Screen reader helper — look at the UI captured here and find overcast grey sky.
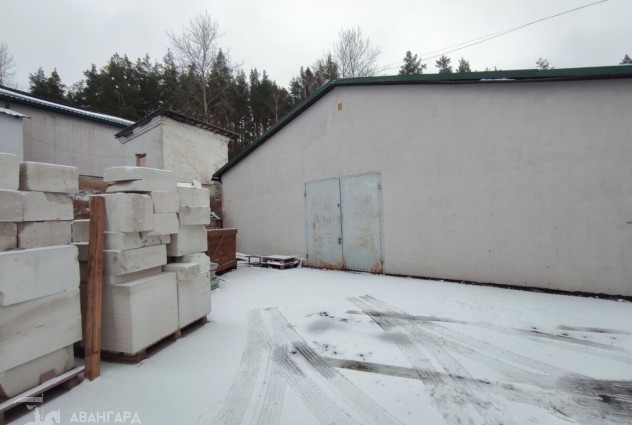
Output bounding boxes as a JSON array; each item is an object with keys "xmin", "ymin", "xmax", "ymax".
[{"xmin": 1, "ymin": 0, "xmax": 630, "ymax": 91}]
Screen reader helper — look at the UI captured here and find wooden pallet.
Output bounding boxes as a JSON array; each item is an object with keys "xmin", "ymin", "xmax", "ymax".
[
  {"xmin": 98, "ymin": 316, "xmax": 209, "ymax": 364},
  {"xmin": 0, "ymin": 365, "xmax": 84, "ymax": 425}
]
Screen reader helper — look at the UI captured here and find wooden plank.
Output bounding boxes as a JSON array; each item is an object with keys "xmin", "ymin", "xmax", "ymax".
[
  {"xmin": 84, "ymin": 196, "xmax": 104, "ymax": 381},
  {"xmin": 0, "ymin": 365, "xmax": 84, "ymax": 414}
]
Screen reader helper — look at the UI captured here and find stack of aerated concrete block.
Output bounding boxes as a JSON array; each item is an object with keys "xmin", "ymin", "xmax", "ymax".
[
  {"xmin": 0, "ymin": 154, "xmax": 81, "ymax": 399},
  {"xmin": 167, "ymin": 185, "xmax": 212, "ymax": 328},
  {"xmin": 75, "ymin": 167, "xmax": 213, "ymax": 356}
]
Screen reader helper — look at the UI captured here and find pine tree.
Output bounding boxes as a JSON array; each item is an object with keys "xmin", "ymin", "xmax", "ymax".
[
  {"xmin": 29, "ymin": 67, "xmax": 66, "ymax": 102},
  {"xmin": 456, "ymin": 57, "xmax": 471, "ymax": 73},
  {"xmin": 620, "ymin": 54, "xmax": 632, "ymax": 65},
  {"xmin": 314, "ymin": 53, "xmax": 340, "ymax": 83},
  {"xmin": 159, "ymin": 51, "xmax": 183, "ymax": 110},
  {"xmin": 207, "ymin": 49, "xmax": 235, "ymax": 128},
  {"xmin": 134, "ymin": 55, "xmax": 162, "ymax": 116},
  {"xmin": 399, "ymin": 51, "xmax": 426, "ymax": 75},
  {"xmin": 228, "ymin": 69, "xmax": 251, "ymax": 156},
  {"xmin": 29, "ymin": 68, "xmax": 47, "ymax": 94},
  {"xmin": 536, "ymin": 58, "xmax": 552, "ymax": 70},
  {"xmin": 435, "ymin": 55, "xmax": 452, "ymax": 74}
]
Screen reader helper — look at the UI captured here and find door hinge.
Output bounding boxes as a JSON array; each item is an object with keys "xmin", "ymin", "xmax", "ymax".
[{"xmin": 377, "ymin": 183, "xmax": 382, "ymax": 190}]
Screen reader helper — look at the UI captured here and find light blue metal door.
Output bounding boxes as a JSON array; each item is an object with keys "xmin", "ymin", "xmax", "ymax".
[
  {"xmin": 305, "ymin": 178, "xmax": 344, "ymax": 269},
  {"xmin": 340, "ymin": 173, "xmax": 383, "ymax": 273},
  {"xmin": 305, "ymin": 173, "xmax": 383, "ymax": 273}
]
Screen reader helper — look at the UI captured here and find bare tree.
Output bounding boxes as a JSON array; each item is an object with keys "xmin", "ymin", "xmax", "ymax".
[
  {"xmin": 167, "ymin": 11, "xmax": 221, "ymax": 120},
  {"xmin": 0, "ymin": 44, "xmax": 16, "ymax": 86},
  {"xmin": 332, "ymin": 27, "xmax": 381, "ymax": 78}
]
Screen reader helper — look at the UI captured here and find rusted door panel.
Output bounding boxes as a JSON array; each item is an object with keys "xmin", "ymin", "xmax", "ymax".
[
  {"xmin": 340, "ymin": 173, "xmax": 383, "ymax": 273},
  {"xmin": 305, "ymin": 178, "xmax": 344, "ymax": 269}
]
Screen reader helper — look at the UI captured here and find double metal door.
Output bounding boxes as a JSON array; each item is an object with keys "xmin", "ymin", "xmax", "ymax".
[{"xmin": 305, "ymin": 173, "xmax": 383, "ymax": 273}]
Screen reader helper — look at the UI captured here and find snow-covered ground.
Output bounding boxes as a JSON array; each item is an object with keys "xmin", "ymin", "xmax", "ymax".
[{"xmin": 8, "ymin": 265, "xmax": 632, "ymax": 424}]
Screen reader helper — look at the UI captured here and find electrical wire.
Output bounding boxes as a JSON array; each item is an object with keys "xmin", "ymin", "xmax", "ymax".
[{"xmin": 382, "ymin": 0, "xmax": 610, "ymax": 72}]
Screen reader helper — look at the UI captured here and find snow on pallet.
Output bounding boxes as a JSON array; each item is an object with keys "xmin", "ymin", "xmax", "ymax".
[
  {"xmin": 260, "ymin": 255, "xmax": 301, "ymax": 270},
  {"xmin": 0, "ymin": 365, "xmax": 84, "ymax": 425}
]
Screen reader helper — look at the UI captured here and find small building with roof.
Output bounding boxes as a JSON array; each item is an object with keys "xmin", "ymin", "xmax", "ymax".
[
  {"xmin": 213, "ymin": 65, "xmax": 632, "ymax": 296},
  {"xmin": 115, "ymin": 108, "xmax": 238, "ymax": 186},
  {"xmin": 0, "ymin": 85, "xmax": 133, "ymax": 177}
]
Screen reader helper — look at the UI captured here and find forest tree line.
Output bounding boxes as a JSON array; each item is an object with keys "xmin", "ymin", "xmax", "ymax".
[{"xmin": 2, "ymin": 13, "xmax": 631, "ymax": 159}]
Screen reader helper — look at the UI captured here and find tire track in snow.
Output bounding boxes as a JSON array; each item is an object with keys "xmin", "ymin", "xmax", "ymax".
[
  {"xmin": 272, "ymin": 345, "xmax": 361, "ymax": 425},
  {"xmin": 358, "ymin": 295, "xmax": 632, "ymax": 424},
  {"xmin": 251, "ymin": 353, "xmax": 286, "ymax": 425},
  {"xmin": 345, "ymin": 309, "xmax": 631, "ymax": 358},
  {"xmin": 263, "ymin": 307, "xmax": 405, "ymax": 425},
  {"xmin": 348, "ymin": 296, "xmax": 507, "ymax": 425},
  {"xmin": 211, "ymin": 310, "xmax": 270, "ymax": 425}
]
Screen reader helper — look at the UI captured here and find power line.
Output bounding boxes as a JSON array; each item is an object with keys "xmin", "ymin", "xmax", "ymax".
[{"xmin": 383, "ymin": 0, "xmax": 610, "ymax": 72}]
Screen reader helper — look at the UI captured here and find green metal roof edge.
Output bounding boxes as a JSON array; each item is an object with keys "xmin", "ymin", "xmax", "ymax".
[
  {"xmin": 0, "ymin": 86, "xmax": 133, "ymax": 128},
  {"xmin": 212, "ymin": 65, "xmax": 632, "ymax": 181}
]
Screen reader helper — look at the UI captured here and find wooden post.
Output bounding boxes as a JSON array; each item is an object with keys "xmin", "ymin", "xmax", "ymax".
[{"xmin": 84, "ymin": 195, "xmax": 105, "ymax": 380}]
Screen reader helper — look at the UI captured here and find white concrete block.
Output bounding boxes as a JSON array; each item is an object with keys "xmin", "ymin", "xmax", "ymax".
[
  {"xmin": 103, "ymin": 266, "xmax": 163, "ymax": 285},
  {"xmin": 166, "ymin": 224, "xmax": 208, "ymax": 257},
  {"xmin": 22, "ymin": 191, "xmax": 73, "ymax": 221},
  {"xmin": 0, "ymin": 245, "xmax": 79, "ymax": 306},
  {"xmin": 103, "ymin": 244, "xmax": 167, "ymax": 276},
  {"xmin": 176, "ymin": 253, "xmax": 211, "ymax": 273},
  {"xmin": 0, "ymin": 289, "xmax": 81, "ymax": 371},
  {"xmin": 72, "ymin": 219, "xmax": 90, "ymax": 242},
  {"xmin": 141, "ymin": 234, "xmax": 171, "ymax": 247},
  {"xmin": 104, "ymin": 166, "xmax": 177, "ymax": 193},
  {"xmin": 141, "ymin": 213, "xmax": 179, "ymax": 236},
  {"xmin": 163, "ymin": 262, "xmax": 200, "ymax": 281},
  {"xmin": 0, "ymin": 153, "xmax": 19, "ymax": 190},
  {"xmin": 103, "ymin": 193, "xmax": 153, "ymax": 232},
  {"xmin": 177, "ymin": 272, "xmax": 211, "ymax": 328},
  {"xmin": 18, "ymin": 221, "xmax": 72, "ymax": 248},
  {"xmin": 150, "ymin": 191, "xmax": 180, "ymax": 213},
  {"xmin": 177, "ymin": 186, "xmax": 209, "ymax": 207},
  {"xmin": 19, "ymin": 162, "xmax": 78, "ymax": 193},
  {"xmin": 0, "ymin": 345, "xmax": 74, "ymax": 398},
  {"xmin": 0, "ymin": 222, "xmax": 17, "ymax": 251},
  {"xmin": 101, "ymin": 272, "xmax": 178, "ymax": 354},
  {"xmin": 0, "ymin": 190, "xmax": 23, "ymax": 222},
  {"xmin": 178, "ymin": 206, "xmax": 211, "ymax": 226},
  {"xmin": 104, "ymin": 231, "xmax": 143, "ymax": 250}
]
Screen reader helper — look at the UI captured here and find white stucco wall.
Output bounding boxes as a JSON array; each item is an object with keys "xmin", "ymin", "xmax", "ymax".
[
  {"xmin": 0, "ymin": 114, "xmax": 24, "ymax": 160},
  {"xmin": 9, "ymin": 104, "xmax": 127, "ymax": 177},
  {"xmin": 120, "ymin": 120, "xmax": 165, "ymax": 169},
  {"xmin": 221, "ymin": 79, "xmax": 632, "ymax": 296},
  {"xmin": 162, "ymin": 117, "xmax": 229, "ymax": 184}
]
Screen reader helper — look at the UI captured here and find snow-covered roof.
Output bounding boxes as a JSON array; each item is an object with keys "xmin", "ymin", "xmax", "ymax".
[
  {"xmin": 115, "ymin": 108, "xmax": 239, "ymax": 141},
  {"xmin": 0, "ymin": 106, "xmax": 29, "ymax": 119},
  {"xmin": 0, "ymin": 86, "xmax": 133, "ymax": 128}
]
